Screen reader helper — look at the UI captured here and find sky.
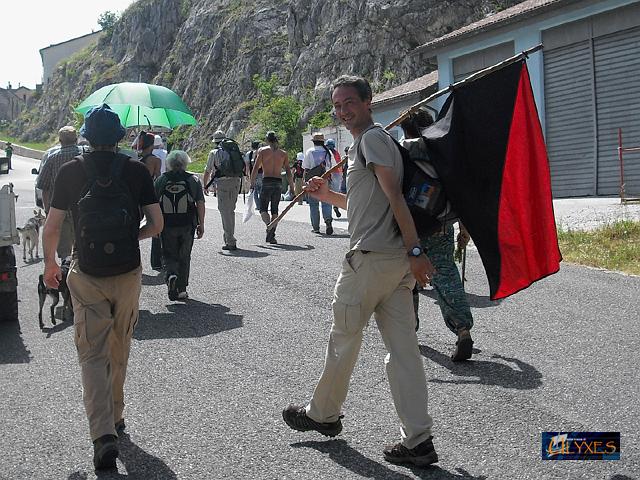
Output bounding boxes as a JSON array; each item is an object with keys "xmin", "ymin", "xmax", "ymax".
[{"xmin": 1, "ymin": 0, "xmax": 137, "ymax": 89}]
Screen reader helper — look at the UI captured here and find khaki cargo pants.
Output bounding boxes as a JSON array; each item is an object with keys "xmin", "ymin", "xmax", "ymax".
[
  {"xmin": 67, "ymin": 261, "xmax": 142, "ymax": 441},
  {"xmin": 306, "ymin": 250, "xmax": 434, "ymax": 448}
]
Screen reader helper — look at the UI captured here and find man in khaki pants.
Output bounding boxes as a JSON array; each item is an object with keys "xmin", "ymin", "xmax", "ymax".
[
  {"xmin": 283, "ymin": 76, "xmax": 439, "ymax": 467},
  {"xmin": 43, "ymin": 104, "xmax": 163, "ymax": 470}
]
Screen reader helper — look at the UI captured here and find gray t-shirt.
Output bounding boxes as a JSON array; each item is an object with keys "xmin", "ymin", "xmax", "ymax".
[{"xmin": 347, "ymin": 124, "xmax": 404, "ymax": 253}]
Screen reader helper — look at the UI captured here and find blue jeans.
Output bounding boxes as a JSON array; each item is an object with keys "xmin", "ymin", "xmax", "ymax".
[{"xmin": 307, "ymin": 196, "xmax": 333, "ymax": 231}]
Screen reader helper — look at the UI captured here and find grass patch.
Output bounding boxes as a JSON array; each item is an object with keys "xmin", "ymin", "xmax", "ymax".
[
  {"xmin": 558, "ymin": 220, "xmax": 640, "ymax": 275},
  {"xmin": 0, "ymin": 133, "xmax": 50, "ymax": 151}
]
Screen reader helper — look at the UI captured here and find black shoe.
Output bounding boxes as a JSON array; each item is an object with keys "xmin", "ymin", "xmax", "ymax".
[
  {"xmin": 266, "ymin": 229, "xmax": 276, "ymax": 243},
  {"xmin": 93, "ymin": 434, "xmax": 118, "ymax": 470},
  {"xmin": 325, "ymin": 220, "xmax": 334, "ymax": 235},
  {"xmin": 312, "ymin": 228, "xmax": 320, "ymax": 234},
  {"xmin": 383, "ymin": 436, "xmax": 438, "ymax": 467},
  {"xmin": 115, "ymin": 418, "xmax": 125, "ymax": 435},
  {"xmin": 282, "ymin": 405, "xmax": 343, "ymax": 437},
  {"xmin": 222, "ymin": 244, "xmax": 238, "ymax": 251},
  {"xmin": 167, "ymin": 274, "xmax": 178, "ymax": 301},
  {"xmin": 451, "ymin": 329, "xmax": 473, "ymax": 362},
  {"xmin": 333, "ymin": 206, "xmax": 342, "ymax": 218},
  {"xmin": 269, "ymin": 236, "xmax": 278, "ymax": 244}
]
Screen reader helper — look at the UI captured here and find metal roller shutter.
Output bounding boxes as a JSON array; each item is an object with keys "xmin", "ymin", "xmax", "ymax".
[
  {"xmin": 544, "ymin": 41, "xmax": 596, "ymax": 197},
  {"xmin": 594, "ymin": 26, "xmax": 640, "ymax": 196}
]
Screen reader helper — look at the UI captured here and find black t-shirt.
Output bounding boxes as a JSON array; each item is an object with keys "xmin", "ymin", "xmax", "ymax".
[{"xmin": 51, "ymin": 151, "xmax": 158, "ymax": 230}]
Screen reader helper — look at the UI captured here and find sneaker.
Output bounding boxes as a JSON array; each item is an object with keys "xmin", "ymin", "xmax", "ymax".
[
  {"xmin": 177, "ymin": 291, "xmax": 189, "ymax": 300},
  {"xmin": 333, "ymin": 206, "xmax": 342, "ymax": 218},
  {"xmin": 222, "ymin": 244, "xmax": 238, "ymax": 251},
  {"xmin": 282, "ymin": 405, "xmax": 343, "ymax": 437},
  {"xmin": 167, "ymin": 274, "xmax": 178, "ymax": 301},
  {"xmin": 93, "ymin": 434, "xmax": 118, "ymax": 470},
  {"xmin": 383, "ymin": 436, "xmax": 438, "ymax": 467},
  {"xmin": 325, "ymin": 220, "xmax": 334, "ymax": 235},
  {"xmin": 269, "ymin": 236, "xmax": 278, "ymax": 244},
  {"xmin": 115, "ymin": 418, "xmax": 125, "ymax": 435},
  {"xmin": 451, "ymin": 328, "xmax": 473, "ymax": 362},
  {"xmin": 312, "ymin": 228, "xmax": 320, "ymax": 234}
]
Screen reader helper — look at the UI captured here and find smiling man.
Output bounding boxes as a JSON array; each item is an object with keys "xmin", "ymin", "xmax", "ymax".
[{"xmin": 282, "ymin": 75, "xmax": 439, "ymax": 467}]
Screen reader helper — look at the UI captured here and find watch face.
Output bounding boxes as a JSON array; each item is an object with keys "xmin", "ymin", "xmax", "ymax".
[{"xmin": 411, "ymin": 247, "xmax": 422, "ymax": 256}]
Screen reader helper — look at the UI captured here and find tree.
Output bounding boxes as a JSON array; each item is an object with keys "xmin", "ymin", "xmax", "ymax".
[{"xmin": 98, "ymin": 11, "xmax": 119, "ymax": 36}]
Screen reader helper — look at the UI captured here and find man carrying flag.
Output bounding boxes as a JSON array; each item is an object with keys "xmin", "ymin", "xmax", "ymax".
[{"xmin": 282, "ymin": 75, "xmax": 440, "ymax": 467}]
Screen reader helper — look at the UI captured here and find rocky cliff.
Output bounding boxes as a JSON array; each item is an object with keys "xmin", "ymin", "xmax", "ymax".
[{"xmin": 14, "ymin": 0, "xmax": 523, "ymax": 147}]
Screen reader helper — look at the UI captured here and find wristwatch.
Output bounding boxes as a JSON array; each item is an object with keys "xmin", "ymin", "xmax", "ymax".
[{"xmin": 408, "ymin": 246, "xmax": 423, "ymax": 257}]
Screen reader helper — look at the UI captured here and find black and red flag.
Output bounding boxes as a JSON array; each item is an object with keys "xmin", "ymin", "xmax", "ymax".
[{"xmin": 424, "ymin": 60, "xmax": 561, "ymax": 300}]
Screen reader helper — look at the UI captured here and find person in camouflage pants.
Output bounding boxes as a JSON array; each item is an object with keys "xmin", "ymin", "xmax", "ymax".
[{"xmin": 401, "ymin": 108, "xmax": 474, "ymax": 362}]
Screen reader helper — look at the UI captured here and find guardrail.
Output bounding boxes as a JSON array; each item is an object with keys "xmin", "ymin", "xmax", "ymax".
[{"xmin": 0, "ymin": 140, "xmax": 45, "ymax": 160}]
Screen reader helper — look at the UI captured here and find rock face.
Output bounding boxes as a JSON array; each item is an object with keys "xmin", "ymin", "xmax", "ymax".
[{"xmin": 14, "ymin": 0, "xmax": 523, "ymax": 145}]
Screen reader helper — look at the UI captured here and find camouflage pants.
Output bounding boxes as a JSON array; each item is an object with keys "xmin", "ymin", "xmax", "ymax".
[{"xmin": 414, "ymin": 224, "xmax": 473, "ymax": 334}]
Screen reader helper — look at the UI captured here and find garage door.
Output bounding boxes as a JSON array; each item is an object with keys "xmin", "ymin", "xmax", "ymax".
[
  {"xmin": 594, "ymin": 26, "xmax": 640, "ymax": 196},
  {"xmin": 544, "ymin": 41, "xmax": 596, "ymax": 197}
]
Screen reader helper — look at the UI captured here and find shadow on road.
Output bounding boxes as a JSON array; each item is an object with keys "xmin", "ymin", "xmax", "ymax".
[
  {"xmin": 135, "ymin": 300, "xmax": 243, "ymax": 340},
  {"xmin": 256, "ymin": 244, "xmax": 315, "ymax": 251},
  {"xmin": 67, "ymin": 432, "xmax": 177, "ymax": 479},
  {"xmin": 420, "ymin": 345, "xmax": 542, "ymax": 390},
  {"xmin": 410, "ymin": 466, "xmax": 488, "ymax": 479},
  {"xmin": 42, "ymin": 318, "xmax": 73, "ymax": 337},
  {"xmin": 18, "ymin": 257, "xmax": 43, "ymax": 267},
  {"xmin": 218, "ymin": 248, "xmax": 270, "ymax": 258},
  {"xmin": 291, "ymin": 439, "xmax": 413, "ymax": 480},
  {"xmin": 0, "ymin": 322, "xmax": 31, "ymax": 364},
  {"xmin": 420, "ymin": 289, "xmax": 502, "ymax": 309},
  {"xmin": 141, "ymin": 272, "xmax": 166, "ymax": 286}
]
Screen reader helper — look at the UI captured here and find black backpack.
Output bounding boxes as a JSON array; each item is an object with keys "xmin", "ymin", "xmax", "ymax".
[
  {"xmin": 358, "ymin": 127, "xmax": 447, "ymax": 237},
  {"xmin": 76, "ymin": 154, "xmax": 140, "ymax": 277},
  {"xmin": 157, "ymin": 171, "xmax": 196, "ymax": 227},
  {"xmin": 216, "ymin": 139, "xmax": 245, "ymax": 177}
]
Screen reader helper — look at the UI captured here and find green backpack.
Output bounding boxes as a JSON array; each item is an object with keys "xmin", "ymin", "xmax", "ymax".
[{"xmin": 217, "ymin": 139, "xmax": 245, "ymax": 178}]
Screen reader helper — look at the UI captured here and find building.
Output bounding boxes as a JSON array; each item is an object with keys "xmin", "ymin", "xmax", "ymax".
[
  {"xmin": 0, "ymin": 88, "xmax": 22, "ymax": 122},
  {"xmin": 413, "ymin": 0, "xmax": 640, "ymax": 198},
  {"xmin": 40, "ymin": 31, "xmax": 102, "ymax": 86}
]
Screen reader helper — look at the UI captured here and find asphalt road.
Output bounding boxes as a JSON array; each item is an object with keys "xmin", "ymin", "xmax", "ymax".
[{"xmin": 1, "ymin": 154, "xmax": 638, "ymax": 480}]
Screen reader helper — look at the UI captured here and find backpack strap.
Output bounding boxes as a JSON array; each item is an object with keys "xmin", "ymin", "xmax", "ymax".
[
  {"xmin": 81, "ymin": 154, "xmax": 98, "ymax": 183},
  {"xmin": 110, "ymin": 154, "xmax": 126, "ymax": 179}
]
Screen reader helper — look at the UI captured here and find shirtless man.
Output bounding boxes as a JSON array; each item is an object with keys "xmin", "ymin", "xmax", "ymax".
[{"xmin": 250, "ymin": 131, "xmax": 294, "ymax": 244}]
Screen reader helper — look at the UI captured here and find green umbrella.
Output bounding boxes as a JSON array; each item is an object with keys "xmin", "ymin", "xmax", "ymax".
[{"xmin": 75, "ymin": 82, "xmax": 197, "ymax": 129}]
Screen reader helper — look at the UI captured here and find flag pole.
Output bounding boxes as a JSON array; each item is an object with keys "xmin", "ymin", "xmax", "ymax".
[{"xmin": 385, "ymin": 43, "xmax": 544, "ymax": 130}]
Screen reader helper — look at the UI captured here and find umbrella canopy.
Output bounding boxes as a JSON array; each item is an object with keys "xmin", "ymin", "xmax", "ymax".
[{"xmin": 75, "ymin": 82, "xmax": 197, "ymax": 129}]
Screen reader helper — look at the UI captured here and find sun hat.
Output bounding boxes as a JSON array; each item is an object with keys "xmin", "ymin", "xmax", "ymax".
[
  {"xmin": 296, "ymin": 152, "xmax": 304, "ymax": 161},
  {"xmin": 326, "ymin": 138, "xmax": 336, "ymax": 148},
  {"xmin": 212, "ymin": 130, "xmax": 226, "ymax": 143},
  {"xmin": 312, "ymin": 132, "xmax": 325, "ymax": 142},
  {"xmin": 79, "ymin": 104, "xmax": 126, "ymax": 146},
  {"xmin": 154, "ymin": 135, "xmax": 164, "ymax": 148}
]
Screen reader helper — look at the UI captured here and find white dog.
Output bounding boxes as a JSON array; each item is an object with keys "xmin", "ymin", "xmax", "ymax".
[{"xmin": 17, "ymin": 209, "xmax": 46, "ymax": 262}]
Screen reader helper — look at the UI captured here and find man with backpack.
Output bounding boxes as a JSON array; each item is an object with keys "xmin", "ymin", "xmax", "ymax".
[
  {"xmin": 303, "ymin": 132, "xmax": 334, "ymax": 234},
  {"xmin": 203, "ymin": 130, "xmax": 244, "ymax": 251},
  {"xmin": 283, "ymin": 76, "xmax": 439, "ymax": 468},
  {"xmin": 155, "ymin": 150, "xmax": 205, "ymax": 300},
  {"xmin": 42, "ymin": 104, "xmax": 163, "ymax": 470}
]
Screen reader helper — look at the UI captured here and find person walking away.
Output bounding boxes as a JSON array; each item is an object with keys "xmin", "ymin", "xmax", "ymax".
[
  {"xmin": 137, "ymin": 131, "xmax": 163, "ymax": 270},
  {"xmin": 37, "ymin": 126, "xmax": 84, "ymax": 260},
  {"xmin": 283, "ymin": 76, "xmax": 439, "ymax": 467},
  {"xmin": 42, "ymin": 104, "xmax": 163, "ymax": 470},
  {"xmin": 153, "ymin": 135, "xmax": 168, "ymax": 174},
  {"xmin": 303, "ymin": 132, "xmax": 334, "ymax": 235},
  {"xmin": 155, "ymin": 150, "xmax": 205, "ymax": 300},
  {"xmin": 293, "ymin": 152, "xmax": 305, "ymax": 205},
  {"xmin": 326, "ymin": 138, "xmax": 343, "ymax": 218},
  {"xmin": 245, "ymin": 140, "xmax": 262, "ymax": 209},
  {"xmin": 203, "ymin": 130, "xmax": 244, "ymax": 251},
  {"xmin": 400, "ymin": 108, "xmax": 474, "ymax": 361},
  {"xmin": 5, "ymin": 142, "xmax": 13, "ymax": 170},
  {"xmin": 250, "ymin": 131, "xmax": 294, "ymax": 244}
]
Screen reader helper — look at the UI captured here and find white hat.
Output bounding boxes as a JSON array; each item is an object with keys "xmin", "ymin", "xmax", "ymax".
[
  {"xmin": 296, "ymin": 152, "xmax": 304, "ymax": 161},
  {"xmin": 154, "ymin": 135, "xmax": 163, "ymax": 148},
  {"xmin": 212, "ymin": 130, "xmax": 226, "ymax": 143},
  {"xmin": 312, "ymin": 132, "xmax": 325, "ymax": 142}
]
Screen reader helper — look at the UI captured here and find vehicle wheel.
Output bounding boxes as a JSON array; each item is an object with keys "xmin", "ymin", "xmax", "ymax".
[{"xmin": 0, "ymin": 291, "xmax": 18, "ymax": 322}]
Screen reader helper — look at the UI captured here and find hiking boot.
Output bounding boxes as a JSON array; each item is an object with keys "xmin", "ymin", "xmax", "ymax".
[
  {"xmin": 333, "ymin": 206, "xmax": 342, "ymax": 218},
  {"xmin": 282, "ymin": 405, "xmax": 343, "ymax": 437},
  {"xmin": 269, "ymin": 236, "xmax": 278, "ymax": 244},
  {"xmin": 177, "ymin": 291, "xmax": 189, "ymax": 300},
  {"xmin": 383, "ymin": 436, "xmax": 438, "ymax": 467},
  {"xmin": 451, "ymin": 328, "xmax": 473, "ymax": 362},
  {"xmin": 115, "ymin": 418, "xmax": 125, "ymax": 435},
  {"xmin": 167, "ymin": 274, "xmax": 178, "ymax": 301},
  {"xmin": 325, "ymin": 220, "xmax": 334, "ymax": 235},
  {"xmin": 93, "ymin": 434, "xmax": 118, "ymax": 470}
]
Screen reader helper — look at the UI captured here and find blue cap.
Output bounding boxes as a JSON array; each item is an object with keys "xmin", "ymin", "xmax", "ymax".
[
  {"xmin": 79, "ymin": 104, "xmax": 126, "ymax": 146},
  {"xmin": 326, "ymin": 138, "xmax": 336, "ymax": 148}
]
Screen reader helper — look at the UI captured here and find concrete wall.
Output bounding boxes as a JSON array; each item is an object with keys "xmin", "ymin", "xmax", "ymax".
[
  {"xmin": 0, "ymin": 140, "xmax": 45, "ymax": 160},
  {"xmin": 0, "ymin": 90, "xmax": 23, "ymax": 122},
  {"xmin": 40, "ymin": 31, "xmax": 102, "ymax": 86},
  {"xmin": 302, "ymin": 125, "xmax": 353, "ymax": 157}
]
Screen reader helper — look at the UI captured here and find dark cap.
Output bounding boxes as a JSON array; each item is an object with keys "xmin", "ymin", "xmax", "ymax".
[
  {"xmin": 79, "ymin": 104, "xmax": 126, "ymax": 146},
  {"xmin": 265, "ymin": 131, "xmax": 278, "ymax": 142}
]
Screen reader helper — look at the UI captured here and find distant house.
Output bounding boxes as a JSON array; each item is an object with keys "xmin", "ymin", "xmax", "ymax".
[
  {"xmin": 413, "ymin": 0, "xmax": 640, "ymax": 198},
  {"xmin": 40, "ymin": 31, "xmax": 102, "ymax": 86},
  {"xmin": 371, "ymin": 71, "xmax": 439, "ymax": 140},
  {"xmin": 0, "ymin": 88, "xmax": 22, "ymax": 122}
]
